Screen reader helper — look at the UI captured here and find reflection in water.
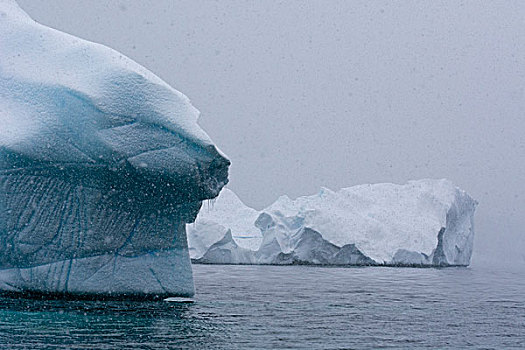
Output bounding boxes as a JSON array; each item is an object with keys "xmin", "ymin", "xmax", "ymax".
[{"xmin": 0, "ymin": 265, "xmax": 524, "ymax": 349}]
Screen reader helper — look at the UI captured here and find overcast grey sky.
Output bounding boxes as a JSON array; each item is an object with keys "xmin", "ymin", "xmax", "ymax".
[{"xmin": 17, "ymin": 0, "xmax": 525, "ymax": 266}]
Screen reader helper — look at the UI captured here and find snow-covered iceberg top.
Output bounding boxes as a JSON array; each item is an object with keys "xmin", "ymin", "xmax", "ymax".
[
  {"xmin": 0, "ymin": 0, "xmax": 229, "ymax": 298},
  {"xmin": 0, "ymin": 0, "xmax": 228, "ymax": 198},
  {"xmin": 188, "ymin": 179, "xmax": 477, "ymax": 266}
]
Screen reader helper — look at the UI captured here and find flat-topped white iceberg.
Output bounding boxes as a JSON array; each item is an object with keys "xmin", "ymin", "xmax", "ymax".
[
  {"xmin": 0, "ymin": 0, "xmax": 229, "ymax": 298},
  {"xmin": 189, "ymin": 180, "xmax": 477, "ymax": 266}
]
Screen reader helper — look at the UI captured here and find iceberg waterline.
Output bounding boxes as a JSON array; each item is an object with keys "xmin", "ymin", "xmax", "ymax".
[
  {"xmin": 0, "ymin": 0, "xmax": 229, "ymax": 297},
  {"xmin": 188, "ymin": 179, "xmax": 477, "ymax": 266}
]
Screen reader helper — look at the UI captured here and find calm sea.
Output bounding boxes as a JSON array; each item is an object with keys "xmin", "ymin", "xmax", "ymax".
[{"xmin": 0, "ymin": 264, "xmax": 524, "ymax": 349}]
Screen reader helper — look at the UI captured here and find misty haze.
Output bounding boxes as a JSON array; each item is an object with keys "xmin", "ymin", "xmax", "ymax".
[{"xmin": 1, "ymin": 1, "xmax": 524, "ymax": 348}]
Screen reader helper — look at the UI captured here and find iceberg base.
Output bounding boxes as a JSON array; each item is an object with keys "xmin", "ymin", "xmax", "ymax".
[{"xmin": 0, "ymin": 248, "xmax": 194, "ymax": 299}]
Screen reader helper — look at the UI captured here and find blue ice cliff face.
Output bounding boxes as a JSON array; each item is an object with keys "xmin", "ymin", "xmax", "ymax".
[{"xmin": 0, "ymin": 0, "xmax": 229, "ymax": 297}]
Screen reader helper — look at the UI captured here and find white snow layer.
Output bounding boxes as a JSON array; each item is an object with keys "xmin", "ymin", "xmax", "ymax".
[
  {"xmin": 0, "ymin": 1, "xmax": 229, "ymax": 297},
  {"xmin": 0, "ymin": 0, "xmax": 216, "ymax": 154},
  {"xmin": 189, "ymin": 180, "xmax": 477, "ymax": 266}
]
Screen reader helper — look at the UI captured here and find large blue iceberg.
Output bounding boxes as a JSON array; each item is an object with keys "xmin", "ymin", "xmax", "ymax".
[{"xmin": 0, "ymin": 1, "xmax": 229, "ymax": 298}]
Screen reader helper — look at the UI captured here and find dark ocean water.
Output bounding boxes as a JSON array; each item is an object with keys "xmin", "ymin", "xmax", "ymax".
[{"xmin": 0, "ymin": 264, "xmax": 524, "ymax": 349}]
